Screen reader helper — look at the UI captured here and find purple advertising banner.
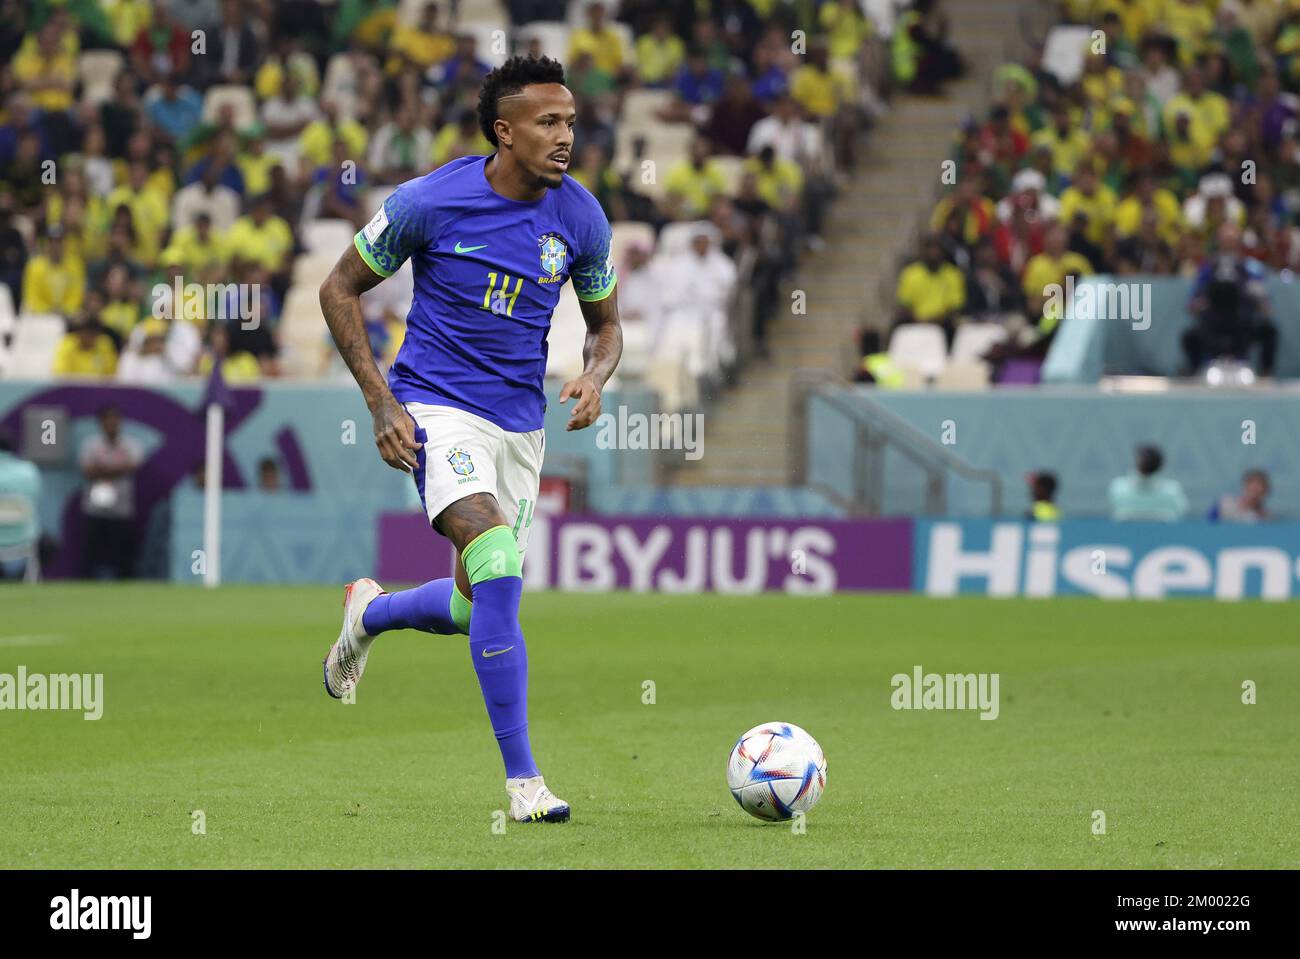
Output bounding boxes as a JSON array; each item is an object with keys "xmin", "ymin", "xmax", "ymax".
[{"xmin": 377, "ymin": 513, "xmax": 914, "ymax": 593}]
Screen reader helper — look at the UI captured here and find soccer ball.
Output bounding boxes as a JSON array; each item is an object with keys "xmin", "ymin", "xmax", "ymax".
[{"xmin": 726, "ymin": 722, "xmax": 826, "ymax": 822}]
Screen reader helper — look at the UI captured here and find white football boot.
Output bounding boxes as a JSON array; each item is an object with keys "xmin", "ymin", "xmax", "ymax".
[
  {"xmin": 507, "ymin": 776, "xmax": 571, "ymax": 823},
  {"xmin": 322, "ymin": 578, "xmax": 385, "ymax": 699}
]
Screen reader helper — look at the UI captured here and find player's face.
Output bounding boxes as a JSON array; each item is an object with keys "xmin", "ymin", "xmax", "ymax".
[{"xmin": 501, "ymin": 83, "xmax": 575, "ymax": 190}]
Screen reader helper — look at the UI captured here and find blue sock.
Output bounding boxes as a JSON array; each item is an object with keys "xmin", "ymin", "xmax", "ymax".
[
  {"xmin": 469, "ymin": 575, "xmax": 537, "ymax": 779},
  {"xmin": 362, "ymin": 578, "xmax": 462, "ymax": 636}
]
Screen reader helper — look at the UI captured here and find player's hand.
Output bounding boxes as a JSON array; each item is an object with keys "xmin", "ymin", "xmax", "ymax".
[
  {"xmin": 371, "ymin": 395, "xmax": 422, "ymax": 472},
  {"xmin": 559, "ymin": 373, "xmax": 602, "ymax": 431}
]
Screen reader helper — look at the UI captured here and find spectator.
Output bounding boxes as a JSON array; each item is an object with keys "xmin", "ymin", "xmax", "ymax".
[
  {"xmin": 656, "ymin": 225, "xmax": 737, "ymax": 380},
  {"xmin": 0, "ymin": 191, "xmax": 28, "ymax": 309},
  {"xmin": 53, "ymin": 315, "xmax": 118, "ymax": 378},
  {"xmin": 0, "ymin": 427, "xmax": 41, "ymax": 580},
  {"xmin": 79, "ymin": 405, "xmax": 143, "ymax": 579},
  {"xmin": 704, "ymin": 75, "xmax": 767, "ymax": 157},
  {"xmin": 964, "ymin": 239, "xmax": 1022, "ymax": 320},
  {"xmin": 130, "ymin": 0, "xmax": 192, "ymax": 86},
  {"xmin": 145, "ymin": 71, "xmax": 204, "ymax": 144},
  {"xmin": 1209, "ymin": 469, "xmax": 1271, "ymax": 522},
  {"xmin": 225, "ymin": 193, "xmax": 294, "ymax": 279},
  {"xmin": 1025, "ymin": 471, "xmax": 1059, "ymax": 522},
  {"xmin": 261, "ymin": 71, "xmax": 321, "ymax": 171},
  {"xmin": 1182, "ymin": 221, "xmax": 1277, "ymax": 378},
  {"xmin": 568, "ymin": 2, "xmax": 627, "ymax": 78},
  {"xmin": 1109, "ymin": 444, "xmax": 1189, "ymax": 522},
  {"xmin": 1021, "ymin": 223, "xmax": 1093, "ymax": 339},
  {"xmin": 206, "ymin": 0, "xmax": 262, "ymax": 87},
  {"xmin": 369, "ymin": 103, "xmax": 433, "ymax": 184},
  {"xmin": 664, "ymin": 138, "xmax": 730, "ymax": 220},
  {"xmin": 172, "ymin": 157, "xmax": 242, "ymax": 233},
  {"xmin": 258, "ymin": 456, "xmax": 282, "ymax": 492},
  {"xmin": 117, "ymin": 317, "xmax": 176, "ymax": 384},
  {"xmin": 635, "ymin": 15, "xmax": 685, "ymax": 87},
  {"xmin": 894, "ymin": 233, "xmax": 966, "ymax": 345},
  {"xmin": 22, "ymin": 227, "xmax": 85, "ymax": 316}
]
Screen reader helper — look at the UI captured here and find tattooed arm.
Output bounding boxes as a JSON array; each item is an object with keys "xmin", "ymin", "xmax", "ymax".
[
  {"xmin": 560, "ymin": 290, "xmax": 623, "ymax": 431},
  {"xmin": 319, "ymin": 244, "xmax": 421, "ymax": 471}
]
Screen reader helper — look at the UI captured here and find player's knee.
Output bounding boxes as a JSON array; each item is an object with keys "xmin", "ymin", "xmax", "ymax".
[{"xmin": 461, "ymin": 525, "xmax": 522, "ymax": 586}]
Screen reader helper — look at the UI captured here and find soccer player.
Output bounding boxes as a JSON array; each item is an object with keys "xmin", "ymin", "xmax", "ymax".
[{"xmin": 317, "ymin": 56, "xmax": 621, "ymax": 824}]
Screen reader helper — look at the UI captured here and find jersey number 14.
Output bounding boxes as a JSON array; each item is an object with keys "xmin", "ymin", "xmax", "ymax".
[{"xmin": 482, "ymin": 272, "xmax": 523, "ymax": 317}]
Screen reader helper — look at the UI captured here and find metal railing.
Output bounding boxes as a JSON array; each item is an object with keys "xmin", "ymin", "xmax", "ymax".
[{"xmin": 789, "ymin": 370, "xmax": 1004, "ymax": 517}]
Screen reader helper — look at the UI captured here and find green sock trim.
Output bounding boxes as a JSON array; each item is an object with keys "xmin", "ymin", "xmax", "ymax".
[
  {"xmin": 461, "ymin": 525, "xmax": 522, "ymax": 584},
  {"xmin": 450, "ymin": 584, "xmax": 472, "ymax": 633}
]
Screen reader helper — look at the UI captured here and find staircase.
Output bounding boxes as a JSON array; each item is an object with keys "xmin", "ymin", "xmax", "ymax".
[{"xmin": 669, "ymin": 0, "xmax": 1035, "ymax": 488}]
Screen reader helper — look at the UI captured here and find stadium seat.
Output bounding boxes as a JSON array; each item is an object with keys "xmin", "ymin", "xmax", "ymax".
[
  {"xmin": 321, "ymin": 53, "xmax": 361, "ymax": 120},
  {"xmin": 614, "ymin": 121, "xmax": 694, "ymax": 197},
  {"xmin": 950, "ymin": 323, "xmax": 1008, "ymax": 363},
  {"xmin": 610, "ymin": 221, "xmax": 655, "ymax": 269},
  {"xmin": 291, "ymin": 252, "xmax": 339, "ymax": 290},
  {"xmin": 280, "ymin": 287, "xmax": 329, "ymax": 378},
  {"xmin": 78, "ymin": 50, "xmax": 124, "ymax": 106},
  {"xmin": 301, "ymin": 219, "xmax": 357, "ymax": 254},
  {"xmin": 201, "ymin": 84, "xmax": 258, "ymax": 130},
  {"xmin": 934, "ymin": 359, "xmax": 991, "ymax": 390},
  {"xmin": 0, "ymin": 283, "xmax": 16, "ymax": 342},
  {"xmin": 657, "ymin": 221, "xmax": 711, "ymax": 258},
  {"xmin": 545, "ymin": 284, "xmax": 587, "ymax": 382},
  {"xmin": 5, "ymin": 315, "xmax": 65, "ymax": 380},
  {"xmin": 397, "ymin": 0, "xmax": 450, "ymax": 25},
  {"xmin": 1040, "ymin": 26, "xmax": 1091, "ymax": 86},
  {"xmin": 887, "ymin": 324, "xmax": 947, "ymax": 380},
  {"xmin": 366, "ymin": 186, "xmax": 396, "ymax": 216},
  {"xmin": 457, "ymin": 0, "xmax": 506, "ymax": 26},
  {"xmin": 459, "ymin": 22, "xmax": 510, "ymax": 68},
  {"xmin": 620, "ymin": 89, "xmax": 674, "ymax": 134},
  {"xmin": 517, "ymin": 22, "xmax": 571, "ymax": 61}
]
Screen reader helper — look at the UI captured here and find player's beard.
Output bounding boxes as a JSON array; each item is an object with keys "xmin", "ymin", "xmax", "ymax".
[{"xmin": 535, "ymin": 168, "xmax": 564, "ymax": 190}]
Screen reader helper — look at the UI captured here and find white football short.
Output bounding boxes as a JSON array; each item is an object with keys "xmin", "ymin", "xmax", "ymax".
[{"xmin": 403, "ymin": 402, "xmax": 544, "ymax": 556}]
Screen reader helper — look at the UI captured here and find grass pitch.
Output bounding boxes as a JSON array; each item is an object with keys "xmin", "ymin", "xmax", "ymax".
[{"xmin": 1, "ymin": 585, "xmax": 1296, "ymax": 869}]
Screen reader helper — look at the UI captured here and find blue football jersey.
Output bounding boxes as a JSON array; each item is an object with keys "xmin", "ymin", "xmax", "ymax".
[{"xmin": 354, "ymin": 155, "xmax": 617, "ymax": 432}]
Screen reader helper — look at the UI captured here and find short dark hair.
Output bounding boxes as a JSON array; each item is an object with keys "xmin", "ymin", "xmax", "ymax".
[
  {"xmin": 1031, "ymin": 472, "xmax": 1058, "ymax": 500},
  {"xmin": 1136, "ymin": 444, "xmax": 1163, "ymax": 476},
  {"xmin": 477, "ymin": 55, "xmax": 566, "ymax": 147}
]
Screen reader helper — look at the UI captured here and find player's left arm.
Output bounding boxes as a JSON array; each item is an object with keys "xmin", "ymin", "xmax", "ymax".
[{"xmin": 560, "ymin": 214, "xmax": 622, "ymax": 431}]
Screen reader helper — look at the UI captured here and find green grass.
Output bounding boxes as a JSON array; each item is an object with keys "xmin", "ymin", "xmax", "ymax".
[{"xmin": 0, "ymin": 585, "xmax": 1296, "ymax": 868}]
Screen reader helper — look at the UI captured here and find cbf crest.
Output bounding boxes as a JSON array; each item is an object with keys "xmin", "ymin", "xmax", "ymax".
[
  {"xmin": 538, "ymin": 232, "xmax": 568, "ymax": 280},
  {"xmin": 447, "ymin": 447, "xmax": 474, "ymax": 476}
]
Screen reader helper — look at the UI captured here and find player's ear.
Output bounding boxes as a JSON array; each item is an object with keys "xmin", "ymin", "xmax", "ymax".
[{"xmin": 494, "ymin": 118, "xmax": 511, "ymax": 149}]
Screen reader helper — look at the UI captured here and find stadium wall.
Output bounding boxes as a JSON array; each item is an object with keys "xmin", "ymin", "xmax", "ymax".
[
  {"xmin": 810, "ymin": 386, "xmax": 1300, "ymax": 519},
  {"xmin": 1043, "ymin": 276, "xmax": 1300, "ymax": 384}
]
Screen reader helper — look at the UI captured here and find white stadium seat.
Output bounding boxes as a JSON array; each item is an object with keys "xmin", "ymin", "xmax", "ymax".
[
  {"xmin": 888, "ymin": 323, "xmax": 947, "ymax": 380},
  {"xmin": 950, "ymin": 322, "xmax": 1008, "ymax": 363},
  {"xmin": 301, "ymin": 218, "xmax": 357, "ymax": 254},
  {"xmin": 5, "ymin": 315, "xmax": 65, "ymax": 380},
  {"xmin": 459, "ymin": 21, "xmax": 510, "ymax": 68},
  {"xmin": 610, "ymin": 221, "xmax": 655, "ymax": 271},
  {"xmin": 78, "ymin": 50, "xmax": 124, "ymax": 106},
  {"xmin": 620, "ymin": 89, "xmax": 674, "ymax": 134},
  {"xmin": 517, "ymin": 22, "xmax": 571, "ymax": 61},
  {"xmin": 201, "ymin": 85, "xmax": 258, "ymax": 130},
  {"xmin": 934, "ymin": 359, "xmax": 991, "ymax": 390},
  {"xmin": 545, "ymin": 284, "xmax": 587, "ymax": 382}
]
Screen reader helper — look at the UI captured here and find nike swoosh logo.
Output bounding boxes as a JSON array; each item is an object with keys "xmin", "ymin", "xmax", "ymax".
[
  {"xmin": 454, "ymin": 242, "xmax": 488, "ymax": 253},
  {"xmin": 481, "ymin": 646, "xmax": 514, "ymax": 658}
]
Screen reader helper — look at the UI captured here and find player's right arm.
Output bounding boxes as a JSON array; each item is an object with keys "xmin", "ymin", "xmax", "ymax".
[{"xmin": 319, "ymin": 242, "xmax": 421, "ymax": 472}]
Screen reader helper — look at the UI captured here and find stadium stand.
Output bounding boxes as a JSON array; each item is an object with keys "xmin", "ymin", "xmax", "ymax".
[
  {"xmin": 0, "ymin": 0, "xmax": 887, "ymax": 414},
  {"xmin": 874, "ymin": 0, "xmax": 1300, "ymax": 388}
]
